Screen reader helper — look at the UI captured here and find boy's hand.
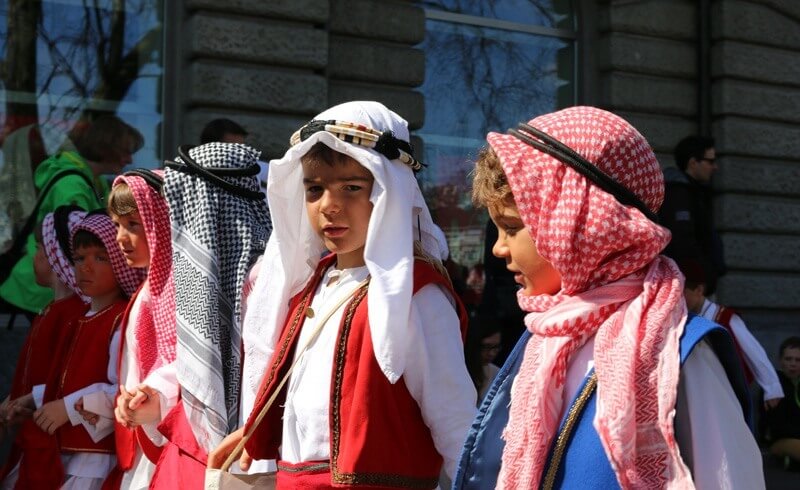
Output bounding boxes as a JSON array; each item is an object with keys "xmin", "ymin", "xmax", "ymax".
[
  {"xmin": 765, "ymin": 397, "xmax": 782, "ymax": 410},
  {"xmin": 6, "ymin": 395, "xmax": 35, "ymax": 425},
  {"xmin": 208, "ymin": 427, "xmax": 252, "ymax": 470},
  {"xmin": 74, "ymin": 398, "xmax": 99, "ymax": 426},
  {"xmin": 33, "ymin": 399, "xmax": 69, "ymax": 434},
  {"xmin": 115, "ymin": 384, "xmax": 161, "ymax": 428}
]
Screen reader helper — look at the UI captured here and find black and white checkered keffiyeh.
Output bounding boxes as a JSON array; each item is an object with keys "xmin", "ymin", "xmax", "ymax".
[{"xmin": 164, "ymin": 142, "xmax": 271, "ymax": 451}]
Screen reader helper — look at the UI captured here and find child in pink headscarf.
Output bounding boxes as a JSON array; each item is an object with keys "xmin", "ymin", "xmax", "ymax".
[{"xmin": 453, "ymin": 106, "xmax": 764, "ymax": 489}]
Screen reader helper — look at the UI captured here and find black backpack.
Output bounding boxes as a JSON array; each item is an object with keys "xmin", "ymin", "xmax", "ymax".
[{"xmin": 0, "ymin": 169, "xmax": 95, "ymax": 286}]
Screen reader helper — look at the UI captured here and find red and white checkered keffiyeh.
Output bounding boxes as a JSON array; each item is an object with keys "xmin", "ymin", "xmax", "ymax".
[
  {"xmin": 42, "ymin": 208, "xmax": 88, "ymax": 302},
  {"xmin": 492, "ymin": 107, "xmax": 692, "ymax": 489},
  {"xmin": 71, "ymin": 213, "xmax": 145, "ymax": 297},
  {"xmin": 113, "ymin": 172, "xmax": 176, "ymax": 377}
]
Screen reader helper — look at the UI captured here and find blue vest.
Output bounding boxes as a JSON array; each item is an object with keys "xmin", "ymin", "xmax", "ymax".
[{"xmin": 452, "ymin": 314, "xmax": 751, "ymax": 490}]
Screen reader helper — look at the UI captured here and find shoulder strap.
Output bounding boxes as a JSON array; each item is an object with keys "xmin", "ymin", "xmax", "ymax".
[{"xmin": 3, "ymin": 168, "xmax": 95, "ymax": 259}]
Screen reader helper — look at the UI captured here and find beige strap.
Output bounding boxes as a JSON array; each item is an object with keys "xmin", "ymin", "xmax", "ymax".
[{"xmin": 220, "ymin": 277, "xmax": 370, "ymax": 471}]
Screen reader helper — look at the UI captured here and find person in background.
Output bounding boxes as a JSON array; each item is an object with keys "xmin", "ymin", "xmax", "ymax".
[
  {"xmin": 200, "ymin": 118, "xmax": 248, "ymax": 145},
  {"xmin": 765, "ymin": 336, "xmax": 800, "ymax": 470},
  {"xmin": 679, "ymin": 259, "xmax": 784, "ymax": 409},
  {"xmin": 464, "ymin": 313, "xmax": 503, "ymax": 404},
  {"xmin": 0, "ymin": 116, "xmax": 143, "ymax": 315},
  {"xmin": 659, "ymin": 135, "xmax": 726, "ymax": 295}
]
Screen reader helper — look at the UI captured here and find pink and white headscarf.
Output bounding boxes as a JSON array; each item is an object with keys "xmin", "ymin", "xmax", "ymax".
[
  {"xmin": 112, "ymin": 172, "xmax": 176, "ymax": 378},
  {"xmin": 42, "ymin": 207, "xmax": 88, "ymax": 302},
  {"xmin": 71, "ymin": 213, "xmax": 145, "ymax": 297},
  {"xmin": 492, "ymin": 107, "xmax": 692, "ymax": 489}
]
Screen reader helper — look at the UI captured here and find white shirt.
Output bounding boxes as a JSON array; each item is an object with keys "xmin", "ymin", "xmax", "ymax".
[
  {"xmin": 699, "ymin": 299, "xmax": 784, "ymax": 400},
  {"xmin": 281, "ymin": 265, "xmax": 476, "ymax": 478},
  {"xmin": 562, "ymin": 335, "xmax": 765, "ymax": 489},
  {"xmin": 117, "ymin": 286, "xmax": 180, "ymax": 490}
]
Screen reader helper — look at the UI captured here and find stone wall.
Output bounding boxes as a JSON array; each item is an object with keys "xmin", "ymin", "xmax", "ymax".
[
  {"xmin": 711, "ymin": 0, "xmax": 800, "ymax": 350},
  {"xmin": 591, "ymin": 0, "xmax": 800, "ymax": 358},
  {"xmin": 173, "ymin": 0, "xmax": 425, "ymax": 161}
]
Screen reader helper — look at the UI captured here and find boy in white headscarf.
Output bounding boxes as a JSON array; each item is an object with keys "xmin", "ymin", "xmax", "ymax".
[{"xmin": 209, "ymin": 101, "xmax": 476, "ymax": 488}]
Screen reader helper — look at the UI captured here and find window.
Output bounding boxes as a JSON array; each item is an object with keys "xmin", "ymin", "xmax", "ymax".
[
  {"xmin": 417, "ymin": 0, "xmax": 576, "ymax": 273},
  {"xmin": 0, "ymin": 0, "xmax": 163, "ymax": 168}
]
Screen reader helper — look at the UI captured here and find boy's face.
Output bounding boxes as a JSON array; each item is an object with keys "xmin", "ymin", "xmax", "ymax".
[
  {"xmin": 112, "ymin": 210, "xmax": 150, "ymax": 268},
  {"xmin": 481, "ymin": 332, "xmax": 502, "ymax": 365},
  {"xmin": 302, "ymin": 156, "xmax": 374, "ymax": 269},
  {"xmin": 780, "ymin": 347, "xmax": 800, "ymax": 380},
  {"xmin": 488, "ymin": 203, "xmax": 561, "ymax": 297},
  {"xmin": 682, "ymin": 284, "xmax": 705, "ymax": 313},
  {"xmin": 73, "ymin": 244, "xmax": 120, "ymax": 299},
  {"xmin": 33, "ymin": 241, "xmax": 53, "ymax": 287}
]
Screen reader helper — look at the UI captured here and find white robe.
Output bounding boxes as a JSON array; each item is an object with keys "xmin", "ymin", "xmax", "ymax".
[
  {"xmin": 699, "ymin": 299, "xmax": 784, "ymax": 400},
  {"xmin": 564, "ymin": 335, "xmax": 765, "ymax": 489},
  {"xmin": 116, "ymin": 286, "xmax": 179, "ymax": 490}
]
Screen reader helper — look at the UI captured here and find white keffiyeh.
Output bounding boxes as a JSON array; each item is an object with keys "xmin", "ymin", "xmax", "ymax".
[{"xmin": 240, "ymin": 101, "xmax": 448, "ymax": 426}]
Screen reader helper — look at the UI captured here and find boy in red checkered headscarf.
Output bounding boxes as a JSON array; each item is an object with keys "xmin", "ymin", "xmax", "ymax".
[{"xmin": 453, "ymin": 106, "xmax": 763, "ymax": 490}]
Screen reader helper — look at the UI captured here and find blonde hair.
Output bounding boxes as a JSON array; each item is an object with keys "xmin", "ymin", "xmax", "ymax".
[
  {"xmin": 107, "ymin": 182, "xmax": 138, "ymax": 217},
  {"xmin": 471, "ymin": 145, "xmax": 515, "ymax": 212}
]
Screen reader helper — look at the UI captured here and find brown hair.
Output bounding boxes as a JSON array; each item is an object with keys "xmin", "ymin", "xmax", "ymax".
[
  {"xmin": 301, "ymin": 142, "xmax": 356, "ymax": 167},
  {"xmin": 72, "ymin": 229, "xmax": 105, "ymax": 251},
  {"xmin": 471, "ymin": 145, "xmax": 515, "ymax": 212},
  {"xmin": 71, "ymin": 115, "xmax": 144, "ymax": 165},
  {"xmin": 107, "ymin": 182, "xmax": 138, "ymax": 217}
]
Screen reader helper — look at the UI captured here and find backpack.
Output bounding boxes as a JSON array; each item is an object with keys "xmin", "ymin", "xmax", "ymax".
[{"xmin": 0, "ymin": 169, "xmax": 95, "ymax": 285}]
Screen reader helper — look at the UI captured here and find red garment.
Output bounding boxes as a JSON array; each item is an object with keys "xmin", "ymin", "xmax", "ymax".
[
  {"xmin": 148, "ymin": 403, "xmax": 207, "ymax": 489},
  {"xmin": 48, "ymin": 301, "xmax": 126, "ymax": 452},
  {"xmin": 275, "ymin": 460, "xmax": 332, "ymax": 489},
  {"xmin": 244, "ymin": 255, "xmax": 467, "ymax": 489},
  {"xmin": 0, "ymin": 295, "xmax": 88, "ymax": 489},
  {"xmin": 11, "ymin": 301, "xmax": 125, "ymax": 487},
  {"xmin": 714, "ymin": 306, "xmax": 755, "ymax": 384}
]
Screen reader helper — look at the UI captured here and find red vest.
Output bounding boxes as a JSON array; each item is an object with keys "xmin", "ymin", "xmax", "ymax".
[
  {"xmin": 45, "ymin": 300, "xmax": 127, "ymax": 454},
  {"xmin": 714, "ymin": 306, "xmax": 755, "ymax": 384},
  {"xmin": 0, "ymin": 295, "xmax": 89, "ymax": 488},
  {"xmin": 244, "ymin": 256, "xmax": 468, "ymax": 489}
]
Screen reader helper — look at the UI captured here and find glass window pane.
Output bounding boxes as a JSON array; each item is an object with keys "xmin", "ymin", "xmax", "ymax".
[
  {"xmin": 1, "ymin": 0, "xmax": 163, "ymax": 169},
  {"xmin": 417, "ymin": 19, "xmax": 574, "ymax": 268},
  {"xmin": 420, "ymin": 0, "xmax": 574, "ymax": 29}
]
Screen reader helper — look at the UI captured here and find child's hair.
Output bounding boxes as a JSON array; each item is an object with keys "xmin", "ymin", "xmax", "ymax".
[
  {"xmin": 472, "ymin": 145, "xmax": 515, "ymax": 212},
  {"xmin": 107, "ymin": 181, "xmax": 138, "ymax": 217},
  {"xmin": 72, "ymin": 229, "xmax": 105, "ymax": 251},
  {"xmin": 301, "ymin": 142, "xmax": 355, "ymax": 167},
  {"xmin": 779, "ymin": 336, "xmax": 800, "ymax": 357}
]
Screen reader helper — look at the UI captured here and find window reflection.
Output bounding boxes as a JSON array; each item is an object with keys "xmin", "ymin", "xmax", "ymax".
[
  {"xmin": 0, "ymin": 0, "xmax": 163, "ymax": 168},
  {"xmin": 420, "ymin": 0, "xmax": 574, "ymax": 29},
  {"xmin": 418, "ymin": 19, "xmax": 574, "ymax": 268}
]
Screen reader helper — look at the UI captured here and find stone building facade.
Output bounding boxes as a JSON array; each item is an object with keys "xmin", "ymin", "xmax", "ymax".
[{"xmin": 163, "ymin": 0, "xmax": 799, "ymax": 352}]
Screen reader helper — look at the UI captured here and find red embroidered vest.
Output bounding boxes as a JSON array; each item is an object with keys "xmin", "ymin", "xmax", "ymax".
[
  {"xmin": 244, "ymin": 255, "xmax": 468, "ymax": 489},
  {"xmin": 46, "ymin": 300, "xmax": 127, "ymax": 454}
]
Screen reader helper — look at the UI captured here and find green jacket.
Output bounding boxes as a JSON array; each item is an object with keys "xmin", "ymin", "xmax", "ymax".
[{"xmin": 0, "ymin": 151, "xmax": 109, "ymax": 313}]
